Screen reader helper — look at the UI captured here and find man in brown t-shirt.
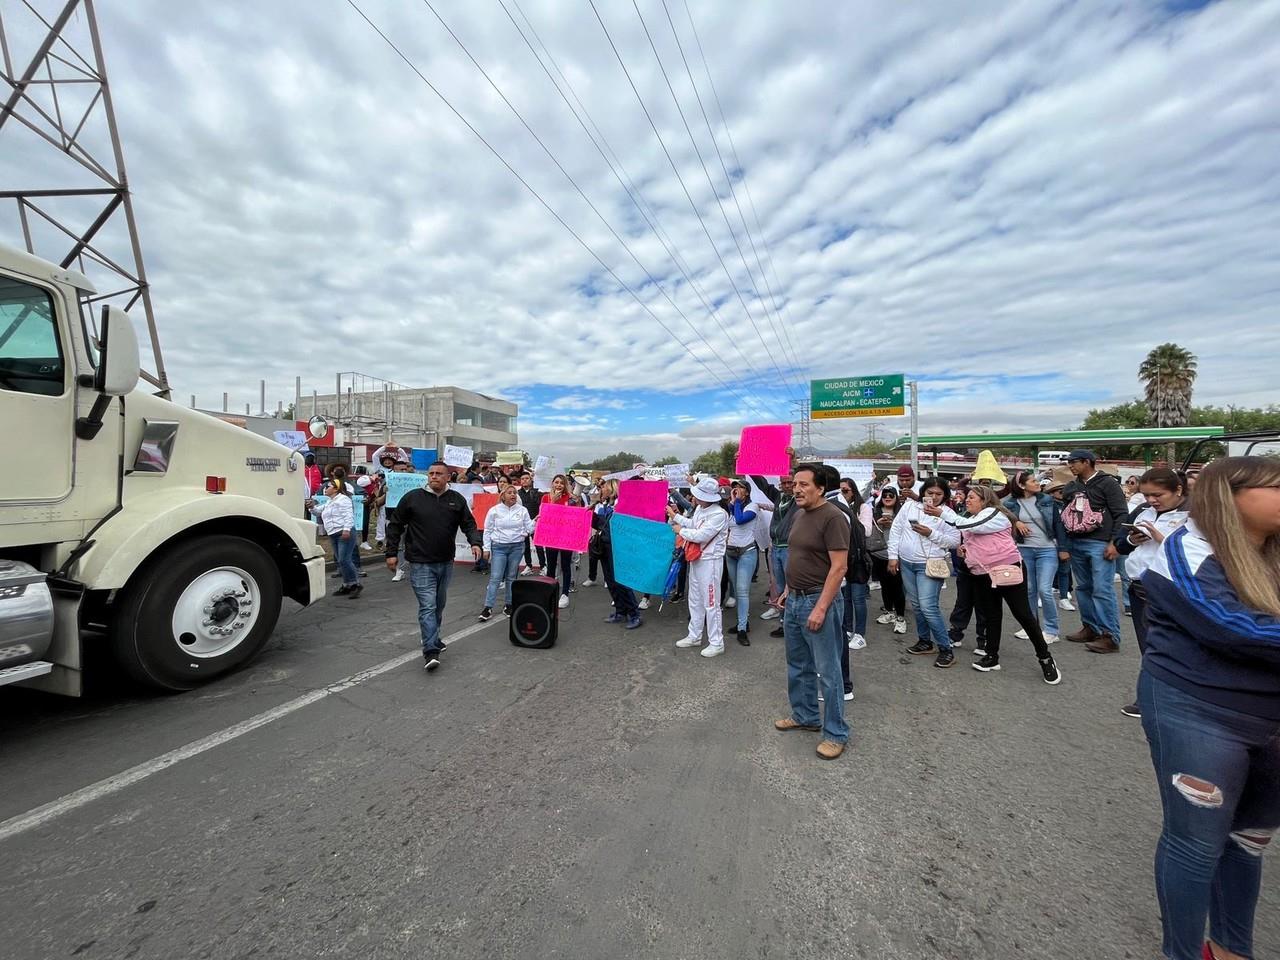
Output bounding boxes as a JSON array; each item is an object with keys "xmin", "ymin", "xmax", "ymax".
[{"xmin": 774, "ymin": 463, "xmax": 850, "ymax": 759}]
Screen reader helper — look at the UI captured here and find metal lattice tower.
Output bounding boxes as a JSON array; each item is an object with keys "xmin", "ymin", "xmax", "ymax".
[
  {"xmin": 793, "ymin": 400, "xmax": 814, "ymax": 457},
  {"xmin": 0, "ymin": 0, "xmax": 167, "ymax": 393}
]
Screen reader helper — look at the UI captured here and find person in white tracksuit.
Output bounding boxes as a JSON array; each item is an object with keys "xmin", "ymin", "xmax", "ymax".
[{"xmin": 669, "ymin": 476, "xmax": 731, "ymax": 658}]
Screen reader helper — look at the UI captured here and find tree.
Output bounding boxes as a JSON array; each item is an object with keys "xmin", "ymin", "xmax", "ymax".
[
  {"xmin": 1079, "ymin": 401, "xmax": 1280, "ymax": 463},
  {"xmin": 843, "ymin": 439, "xmax": 891, "ymax": 457},
  {"xmin": 652, "ymin": 456, "xmax": 681, "ymax": 467},
  {"xmin": 571, "ymin": 451, "xmax": 648, "ymax": 473},
  {"xmin": 691, "ymin": 441, "xmax": 739, "ymax": 477},
  {"xmin": 1139, "ymin": 343, "xmax": 1198, "ymax": 463}
]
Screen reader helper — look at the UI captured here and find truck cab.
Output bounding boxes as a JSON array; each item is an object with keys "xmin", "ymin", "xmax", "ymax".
[{"xmin": 0, "ymin": 244, "xmax": 325, "ymax": 695}]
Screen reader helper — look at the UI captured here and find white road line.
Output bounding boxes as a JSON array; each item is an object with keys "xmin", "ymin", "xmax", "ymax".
[{"xmin": 0, "ymin": 618, "xmax": 498, "ymax": 844}]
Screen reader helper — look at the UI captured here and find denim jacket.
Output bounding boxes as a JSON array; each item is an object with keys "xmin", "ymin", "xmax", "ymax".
[{"xmin": 1001, "ymin": 492, "xmax": 1068, "ymax": 551}]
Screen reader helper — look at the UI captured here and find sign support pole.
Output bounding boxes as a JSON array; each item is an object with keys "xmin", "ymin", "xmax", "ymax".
[{"xmin": 909, "ymin": 380, "xmax": 919, "ymax": 474}]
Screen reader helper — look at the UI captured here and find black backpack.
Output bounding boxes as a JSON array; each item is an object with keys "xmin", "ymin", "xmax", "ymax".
[{"xmin": 847, "ymin": 515, "xmax": 872, "ymax": 584}]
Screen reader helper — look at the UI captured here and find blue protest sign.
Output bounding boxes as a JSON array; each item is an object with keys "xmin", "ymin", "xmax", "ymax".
[
  {"xmin": 609, "ymin": 513, "xmax": 676, "ymax": 596},
  {"xmin": 383, "ymin": 471, "xmax": 426, "ymax": 507}
]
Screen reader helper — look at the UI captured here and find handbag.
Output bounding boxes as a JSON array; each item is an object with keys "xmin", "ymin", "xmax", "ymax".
[
  {"xmin": 925, "ymin": 557, "xmax": 951, "ymax": 580},
  {"xmin": 985, "ymin": 563, "xmax": 1024, "ymax": 588},
  {"xmin": 677, "ymin": 535, "xmax": 702, "ymax": 563}
]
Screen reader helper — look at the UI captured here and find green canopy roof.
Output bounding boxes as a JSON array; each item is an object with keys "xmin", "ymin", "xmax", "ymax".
[{"xmin": 893, "ymin": 426, "xmax": 1224, "ymax": 449}]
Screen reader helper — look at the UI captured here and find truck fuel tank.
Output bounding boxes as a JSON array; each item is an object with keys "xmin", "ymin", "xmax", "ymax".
[{"xmin": 0, "ymin": 559, "xmax": 54, "ymax": 670}]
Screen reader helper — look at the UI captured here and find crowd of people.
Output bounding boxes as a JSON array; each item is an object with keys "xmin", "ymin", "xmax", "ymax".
[{"xmin": 305, "ymin": 441, "xmax": 1277, "ymax": 960}]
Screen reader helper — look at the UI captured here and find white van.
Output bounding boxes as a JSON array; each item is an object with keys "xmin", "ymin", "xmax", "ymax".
[{"xmin": 1038, "ymin": 450, "xmax": 1070, "ymax": 466}]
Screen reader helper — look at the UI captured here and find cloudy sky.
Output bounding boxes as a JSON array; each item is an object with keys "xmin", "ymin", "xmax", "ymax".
[{"xmin": 3, "ymin": 0, "xmax": 1277, "ymax": 462}]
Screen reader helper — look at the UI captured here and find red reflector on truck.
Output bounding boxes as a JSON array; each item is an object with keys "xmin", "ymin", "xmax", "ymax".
[{"xmin": 205, "ymin": 476, "xmax": 226, "ymax": 494}]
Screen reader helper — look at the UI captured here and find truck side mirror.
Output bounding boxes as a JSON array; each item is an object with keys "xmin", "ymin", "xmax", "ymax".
[
  {"xmin": 96, "ymin": 305, "xmax": 140, "ymax": 397},
  {"xmin": 76, "ymin": 305, "xmax": 140, "ymax": 440},
  {"xmin": 307, "ymin": 415, "xmax": 330, "ymax": 440}
]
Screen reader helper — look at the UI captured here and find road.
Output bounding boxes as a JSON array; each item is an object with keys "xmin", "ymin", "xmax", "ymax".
[{"xmin": 1, "ymin": 562, "xmax": 1275, "ymax": 959}]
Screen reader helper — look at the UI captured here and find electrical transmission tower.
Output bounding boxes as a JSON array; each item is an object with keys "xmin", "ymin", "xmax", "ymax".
[
  {"xmin": 0, "ymin": 0, "xmax": 167, "ymax": 393},
  {"xmin": 793, "ymin": 400, "xmax": 814, "ymax": 457}
]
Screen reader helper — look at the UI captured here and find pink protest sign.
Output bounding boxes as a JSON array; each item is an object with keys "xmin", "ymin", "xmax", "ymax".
[
  {"xmin": 533, "ymin": 502, "xmax": 592, "ymax": 553},
  {"xmin": 615, "ymin": 480, "xmax": 669, "ymax": 522},
  {"xmin": 735, "ymin": 424, "xmax": 793, "ymax": 475}
]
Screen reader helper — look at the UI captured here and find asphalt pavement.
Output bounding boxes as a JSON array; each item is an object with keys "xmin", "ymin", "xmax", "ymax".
[{"xmin": 1, "ymin": 559, "xmax": 1276, "ymax": 959}]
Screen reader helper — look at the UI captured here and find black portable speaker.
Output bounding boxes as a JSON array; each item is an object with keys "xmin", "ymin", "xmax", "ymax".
[{"xmin": 509, "ymin": 576, "xmax": 559, "ymax": 648}]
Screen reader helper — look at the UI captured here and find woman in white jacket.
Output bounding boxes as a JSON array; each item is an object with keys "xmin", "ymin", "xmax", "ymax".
[
  {"xmin": 668, "ymin": 477, "xmax": 731, "ymax": 658},
  {"xmin": 478, "ymin": 485, "xmax": 536, "ymax": 621},
  {"xmin": 888, "ymin": 478, "xmax": 962, "ymax": 667},
  {"xmin": 311, "ymin": 477, "xmax": 360, "ymax": 598}
]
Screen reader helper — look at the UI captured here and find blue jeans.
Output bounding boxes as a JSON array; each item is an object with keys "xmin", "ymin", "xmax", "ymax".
[
  {"xmin": 899, "ymin": 560, "xmax": 951, "ymax": 649},
  {"xmin": 770, "ymin": 545, "xmax": 788, "ymax": 601},
  {"xmin": 1069, "ymin": 538, "xmax": 1121, "ymax": 641},
  {"xmin": 484, "ymin": 541, "xmax": 523, "ymax": 608},
  {"xmin": 330, "ymin": 533, "xmax": 358, "ymax": 586},
  {"xmin": 1138, "ymin": 671, "xmax": 1280, "ymax": 959},
  {"xmin": 1119, "ymin": 562, "xmax": 1133, "ymax": 611},
  {"xmin": 726, "ymin": 545, "xmax": 757, "ymax": 631},
  {"xmin": 783, "ymin": 591, "xmax": 848, "ymax": 743},
  {"xmin": 843, "ymin": 581, "xmax": 869, "ymax": 636},
  {"xmin": 1018, "ymin": 546, "xmax": 1061, "ymax": 635},
  {"xmin": 409, "ymin": 561, "xmax": 453, "ymax": 655}
]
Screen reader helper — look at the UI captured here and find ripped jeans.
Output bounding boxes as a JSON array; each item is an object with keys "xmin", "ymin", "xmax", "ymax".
[{"xmin": 1138, "ymin": 670, "xmax": 1280, "ymax": 959}]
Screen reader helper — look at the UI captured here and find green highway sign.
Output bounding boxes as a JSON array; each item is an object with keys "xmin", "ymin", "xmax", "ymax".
[{"xmin": 811, "ymin": 374, "xmax": 905, "ymax": 419}]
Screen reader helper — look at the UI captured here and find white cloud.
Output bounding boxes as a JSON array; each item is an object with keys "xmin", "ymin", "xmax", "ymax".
[{"xmin": 2, "ymin": 0, "xmax": 1275, "ymax": 461}]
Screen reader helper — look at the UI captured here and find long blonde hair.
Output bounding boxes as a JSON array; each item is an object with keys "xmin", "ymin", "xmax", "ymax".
[{"xmin": 1190, "ymin": 456, "xmax": 1280, "ymax": 616}]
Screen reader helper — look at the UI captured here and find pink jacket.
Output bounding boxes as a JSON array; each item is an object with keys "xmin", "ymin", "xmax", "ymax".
[{"xmin": 950, "ymin": 507, "xmax": 1021, "ymax": 572}]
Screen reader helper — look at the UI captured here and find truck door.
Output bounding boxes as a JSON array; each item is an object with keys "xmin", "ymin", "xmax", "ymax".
[{"xmin": 0, "ymin": 274, "xmax": 74, "ymax": 502}]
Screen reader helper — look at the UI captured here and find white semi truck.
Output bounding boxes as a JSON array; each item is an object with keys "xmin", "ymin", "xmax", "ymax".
[{"xmin": 0, "ymin": 243, "xmax": 326, "ymax": 695}]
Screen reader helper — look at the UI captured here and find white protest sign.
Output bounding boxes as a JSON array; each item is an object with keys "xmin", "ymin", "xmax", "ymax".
[
  {"xmin": 443, "ymin": 443, "xmax": 474, "ymax": 469},
  {"xmin": 602, "ymin": 467, "xmax": 645, "ymax": 481},
  {"xmin": 533, "ymin": 455, "xmax": 558, "ymax": 491},
  {"xmin": 663, "ymin": 463, "xmax": 690, "ymax": 488},
  {"xmin": 273, "ymin": 430, "xmax": 307, "ymax": 449},
  {"xmin": 825, "ymin": 459, "xmax": 875, "ymax": 490}
]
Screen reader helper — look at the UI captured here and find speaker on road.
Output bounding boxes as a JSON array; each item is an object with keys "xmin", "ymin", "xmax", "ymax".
[{"xmin": 509, "ymin": 576, "xmax": 559, "ymax": 649}]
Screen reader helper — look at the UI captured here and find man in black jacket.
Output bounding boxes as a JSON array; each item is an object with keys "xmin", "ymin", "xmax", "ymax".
[
  {"xmin": 518, "ymin": 471, "xmax": 544, "ymax": 575},
  {"xmin": 1059, "ymin": 449, "xmax": 1129, "ymax": 654},
  {"xmin": 387, "ymin": 462, "xmax": 482, "ymax": 671},
  {"xmin": 750, "ymin": 470, "xmax": 797, "ymax": 638}
]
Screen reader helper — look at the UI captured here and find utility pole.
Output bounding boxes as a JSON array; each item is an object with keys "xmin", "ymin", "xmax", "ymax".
[
  {"xmin": 793, "ymin": 401, "xmax": 813, "ymax": 457},
  {"xmin": 908, "ymin": 380, "xmax": 920, "ymax": 474}
]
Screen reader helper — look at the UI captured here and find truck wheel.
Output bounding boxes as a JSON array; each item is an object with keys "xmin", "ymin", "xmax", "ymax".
[{"xmin": 111, "ymin": 536, "xmax": 282, "ymax": 691}]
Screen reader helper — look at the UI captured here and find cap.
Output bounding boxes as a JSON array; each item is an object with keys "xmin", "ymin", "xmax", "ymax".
[
  {"xmin": 896, "ymin": 465, "xmax": 915, "ymax": 477},
  {"xmin": 1067, "ymin": 449, "xmax": 1096, "ymax": 463}
]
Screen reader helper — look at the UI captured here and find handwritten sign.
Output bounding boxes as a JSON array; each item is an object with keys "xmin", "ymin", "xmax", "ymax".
[
  {"xmin": 443, "ymin": 443, "xmax": 473, "ymax": 469},
  {"xmin": 609, "ymin": 514, "xmax": 677, "ymax": 595},
  {"xmin": 471, "ymin": 492, "xmax": 500, "ymax": 529},
  {"xmin": 532, "ymin": 502, "xmax": 591, "ymax": 552},
  {"xmin": 602, "ymin": 467, "xmax": 644, "ymax": 482},
  {"xmin": 663, "ymin": 463, "xmax": 690, "ymax": 488},
  {"xmin": 735, "ymin": 424, "xmax": 793, "ymax": 475},
  {"xmin": 383, "ymin": 471, "xmax": 426, "ymax": 508},
  {"xmin": 824, "ymin": 458, "xmax": 875, "ymax": 490},
  {"xmin": 616, "ymin": 479, "xmax": 670, "ymax": 523},
  {"xmin": 308, "ymin": 493, "xmax": 363, "ymax": 530},
  {"xmin": 496, "ymin": 450, "xmax": 525, "ymax": 466},
  {"xmin": 273, "ymin": 430, "xmax": 307, "ymax": 449},
  {"xmin": 533, "ymin": 455, "xmax": 558, "ymax": 491}
]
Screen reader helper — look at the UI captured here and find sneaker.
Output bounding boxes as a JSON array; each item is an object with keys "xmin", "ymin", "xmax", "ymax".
[
  {"xmin": 360, "ymin": 541, "xmax": 372, "ymax": 552},
  {"xmin": 774, "ymin": 717, "xmax": 820, "ymax": 732},
  {"xmin": 1043, "ymin": 633, "xmax": 1060, "ymax": 644},
  {"xmin": 478, "ymin": 607, "xmax": 493, "ymax": 622},
  {"xmin": 907, "ymin": 640, "xmax": 935, "ymax": 656},
  {"xmin": 1039, "ymin": 656, "xmax": 1062, "ymax": 685},
  {"xmin": 700, "ymin": 644, "xmax": 724, "ymax": 658},
  {"xmin": 724, "ymin": 596, "xmax": 736, "ymax": 608},
  {"xmin": 893, "ymin": 618, "xmax": 907, "ymax": 634},
  {"xmin": 769, "ymin": 626, "xmax": 784, "ymax": 638},
  {"xmin": 934, "ymin": 649, "xmax": 956, "ymax": 668},
  {"xmin": 973, "ymin": 647, "xmax": 987, "ymax": 657},
  {"xmin": 952, "ymin": 638, "xmax": 963, "ymax": 649},
  {"xmin": 972, "ymin": 655, "xmax": 1001, "ymax": 673},
  {"xmin": 503, "ymin": 604, "xmax": 512, "ymax": 617},
  {"xmin": 876, "ymin": 612, "xmax": 896, "ymax": 625},
  {"xmin": 843, "ymin": 691, "xmax": 854, "ymax": 701},
  {"xmin": 424, "ymin": 656, "xmax": 440, "ymax": 672},
  {"xmin": 1120, "ymin": 702, "xmax": 1142, "ymax": 719},
  {"xmin": 869, "ymin": 581, "xmax": 881, "ymax": 591},
  {"xmin": 333, "ymin": 584, "xmax": 352, "ymax": 596},
  {"xmin": 638, "ymin": 597, "xmax": 650, "ymax": 610},
  {"xmin": 1058, "ymin": 597, "xmax": 1075, "ymax": 611},
  {"xmin": 625, "ymin": 616, "xmax": 643, "ymax": 630},
  {"xmin": 816, "ymin": 740, "xmax": 845, "ymax": 760},
  {"xmin": 676, "ymin": 636, "xmax": 702, "ymax": 648},
  {"xmin": 848, "ymin": 633, "xmax": 866, "ymax": 650},
  {"xmin": 391, "ymin": 570, "xmax": 404, "ymax": 582},
  {"xmin": 558, "ymin": 594, "xmax": 569, "ymax": 609},
  {"xmin": 581, "ymin": 579, "xmax": 596, "ymax": 587},
  {"xmin": 761, "ymin": 607, "xmax": 781, "ymax": 620},
  {"xmin": 1014, "ymin": 628, "xmax": 1028, "ymax": 640},
  {"xmin": 345, "ymin": 584, "xmax": 363, "ymax": 598},
  {"xmin": 604, "ymin": 612, "xmax": 625, "ymax": 624}
]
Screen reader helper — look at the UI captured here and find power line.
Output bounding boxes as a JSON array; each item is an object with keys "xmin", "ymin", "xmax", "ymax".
[
  {"xmin": 627, "ymin": 0, "xmax": 806, "ymax": 401},
  {"xmin": 680, "ymin": 0, "xmax": 808, "ymax": 386},
  {"xmin": 663, "ymin": 0, "xmax": 806, "ymax": 380},
  {"xmin": 588, "ymin": 0, "xmax": 803, "ymax": 405},
  {"xmin": 489, "ymin": 0, "xmax": 783, "ymax": 402},
  {"xmin": 341, "ymin": 0, "xmax": 781, "ymax": 424}
]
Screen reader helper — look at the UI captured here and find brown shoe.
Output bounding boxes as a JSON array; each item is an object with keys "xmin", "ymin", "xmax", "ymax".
[
  {"xmin": 816, "ymin": 739, "xmax": 846, "ymax": 760},
  {"xmin": 1085, "ymin": 634, "xmax": 1120, "ymax": 654},
  {"xmin": 1065, "ymin": 625, "xmax": 1099, "ymax": 643},
  {"xmin": 774, "ymin": 717, "xmax": 821, "ymax": 732}
]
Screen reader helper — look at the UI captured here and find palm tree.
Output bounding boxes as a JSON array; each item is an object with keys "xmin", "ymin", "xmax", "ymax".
[{"xmin": 1139, "ymin": 343, "xmax": 1198, "ymax": 463}]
